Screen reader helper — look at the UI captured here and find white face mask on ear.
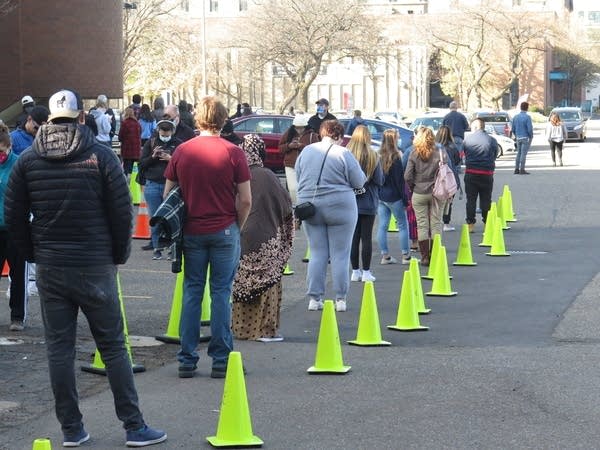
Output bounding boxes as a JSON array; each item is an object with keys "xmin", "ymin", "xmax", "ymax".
[{"xmin": 159, "ymin": 135, "xmax": 171, "ymax": 143}]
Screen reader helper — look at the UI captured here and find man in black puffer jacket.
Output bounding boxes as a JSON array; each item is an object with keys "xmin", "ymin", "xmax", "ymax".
[{"xmin": 4, "ymin": 89, "xmax": 166, "ymax": 448}]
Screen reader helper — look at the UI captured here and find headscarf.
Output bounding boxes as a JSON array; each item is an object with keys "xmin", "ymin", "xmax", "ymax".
[
  {"xmin": 232, "ymin": 155, "xmax": 294, "ymax": 303},
  {"xmin": 241, "ymin": 134, "xmax": 264, "ymax": 167}
]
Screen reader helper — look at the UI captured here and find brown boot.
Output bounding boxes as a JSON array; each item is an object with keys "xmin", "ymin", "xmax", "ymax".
[{"xmin": 418, "ymin": 240, "xmax": 430, "ymax": 266}]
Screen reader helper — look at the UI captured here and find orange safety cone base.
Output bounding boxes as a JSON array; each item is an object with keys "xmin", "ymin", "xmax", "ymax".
[
  {"xmin": 425, "ymin": 291, "xmax": 457, "ymax": 297},
  {"xmin": 387, "ymin": 324, "xmax": 428, "ymax": 332},
  {"xmin": 307, "ymin": 365, "xmax": 351, "ymax": 374},
  {"xmin": 485, "ymin": 252, "xmax": 510, "ymax": 257},
  {"xmin": 347, "ymin": 339, "xmax": 391, "ymax": 347},
  {"xmin": 453, "ymin": 261, "xmax": 478, "ymax": 266}
]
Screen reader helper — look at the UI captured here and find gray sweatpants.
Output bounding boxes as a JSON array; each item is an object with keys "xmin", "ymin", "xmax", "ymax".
[{"xmin": 302, "ymin": 192, "xmax": 358, "ymax": 301}]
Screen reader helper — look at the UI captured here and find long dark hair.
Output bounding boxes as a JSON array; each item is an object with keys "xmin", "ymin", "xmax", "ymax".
[{"xmin": 140, "ymin": 104, "xmax": 153, "ymax": 122}]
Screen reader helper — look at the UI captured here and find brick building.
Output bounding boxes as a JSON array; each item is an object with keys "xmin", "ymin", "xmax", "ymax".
[{"xmin": 0, "ymin": 0, "xmax": 123, "ymax": 125}]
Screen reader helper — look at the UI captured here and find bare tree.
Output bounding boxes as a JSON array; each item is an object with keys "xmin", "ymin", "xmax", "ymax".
[
  {"xmin": 123, "ymin": 0, "xmax": 180, "ymax": 87},
  {"xmin": 0, "ymin": 0, "xmax": 17, "ymax": 16},
  {"xmin": 239, "ymin": 0, "xmax": 382, "ymax": 113}
]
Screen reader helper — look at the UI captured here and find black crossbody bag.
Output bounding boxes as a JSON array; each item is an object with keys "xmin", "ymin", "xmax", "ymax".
[{"xmin": 294, "ymin": 144, "xmax": 333, "ymax": 220}]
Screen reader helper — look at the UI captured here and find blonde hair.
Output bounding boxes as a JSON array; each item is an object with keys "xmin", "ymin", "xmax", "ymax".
[
  {"xmin": 347, "ymin": 125, "xmax": 378, "ymax": 179},
  {"xmin": 413, "ymin": 127, "xmax": 435, "ymax": 161},
  {"xmin": 550, "ymin": 112, "xmax": 561, "ymax": 126},
  {"xmin": 379, "ymin": 129, "xmax": 400, "ymax": 174},
  {"xmin": 195, "ymin": 96, "xmax": 228, "ymax": 133},
  {"xmin": 123, "ymin": 107, "xmax": 136, "ymax": 120}
]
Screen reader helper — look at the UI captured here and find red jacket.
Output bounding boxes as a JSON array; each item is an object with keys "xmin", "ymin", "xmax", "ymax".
[{"xmin": 118, "ymin": 117, "xmax": 141, "ymax": 160}]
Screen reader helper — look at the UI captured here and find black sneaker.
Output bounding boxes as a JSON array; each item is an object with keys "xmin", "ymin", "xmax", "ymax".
[
  {"xmin": 141, "ymin": 243, "xmax": 153, "ymax": 251},
  {"xmin": 178, "ymin": 363, "xmax": 196, "ymax": 378},
  {"xmin": 520, "ymin": 170, "xmax": 530, "ymax": 175},
  {"xmin": 514, "ymin": 169, "xmax": 520, "ymax": 174},
  {"xmin": 152, "ymin": 250, "xmax": 162, "ymax": 260},
  {"xmin": 211, "ymin": 365, "xmax": 247, "ymax": 378}
]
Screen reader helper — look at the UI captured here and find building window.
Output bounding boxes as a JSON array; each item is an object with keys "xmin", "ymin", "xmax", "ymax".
[
  {"xmin": 239, "ymin": 0, "xmax": 248, "ymax": 11},
  {"xmin": 588, "ymin": 11, "xmax": 600, "ymax": 24},
  {"xmin": 209, "ymin": 0, "xmax": 218, "ymax": 12}
]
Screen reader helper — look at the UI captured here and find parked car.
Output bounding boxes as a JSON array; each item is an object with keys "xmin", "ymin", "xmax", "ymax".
[
  {"xmin": 469, "ymin": 110, "xmax": 512, "ymax": 137},
  {"xmin": 232, "ymin": 114, "xmax": 293, "ymax": 171},
  {"xmin": 408, "ymin": 114, "xmax": 446, "ymax": 134},
  {"xmin": 465, "ymin": 124, "xmax": 515, "ymax": 158},
  {"xmin": 339, "ymin": 118, "xmax": 414, "ymax": 151},
  {"xmin": 374, "ymin": 111, "xmax": 407, "ymax": 126},
  {"xmin": 549, "ymin": 107, "xmax": 587, "ymax": 142}
]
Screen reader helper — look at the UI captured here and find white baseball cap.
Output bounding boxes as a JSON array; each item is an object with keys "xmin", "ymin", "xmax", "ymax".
[
  {"xmin": 21, "ymin": 95, "xmax": 34, "ymax": 106},
  {"xmin": 48, "ymin": 89, "xmax": 82, "ymax": 121}
]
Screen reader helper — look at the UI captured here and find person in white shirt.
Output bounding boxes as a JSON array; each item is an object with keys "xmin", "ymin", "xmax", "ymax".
[{"xmin": 545, "ymin": 112, "xmax": 568, "ymax": 167}]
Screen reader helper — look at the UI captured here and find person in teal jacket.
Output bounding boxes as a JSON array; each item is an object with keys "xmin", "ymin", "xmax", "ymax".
[{"xmin": 0, "ymin": 122, "xmax": 27, "ymax": 331}]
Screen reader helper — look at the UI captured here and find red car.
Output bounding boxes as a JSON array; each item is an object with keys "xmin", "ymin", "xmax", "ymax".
[{"xmin": 231, "ymin": 114, "xmax": 293, "ymax": 172}]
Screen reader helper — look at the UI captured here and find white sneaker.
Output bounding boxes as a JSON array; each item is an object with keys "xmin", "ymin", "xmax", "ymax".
[
  {"xmin": 351, "ymin": 269, "xmax": 362, "ymax": 282},
  {"xmin": 308, "ymin": 298, "xmax": 324, "ymax": 311},
  {"xmin": 361, "ymin": 270, "xmax": 376, "ymax": 282},
  {"xmin": 335, "ymin": 299, "xmax": 347, "ymax": 312},
  {"xmin": 380, "ymin": 255, "xmax": 398, "ymax": 265},
  {"xmin": 401, "ymin": 254, "xmax": 411, "ymax": 265},
  {"xmin": 443, "ymin": 224, "xmax": 455, "ymax": 231}
]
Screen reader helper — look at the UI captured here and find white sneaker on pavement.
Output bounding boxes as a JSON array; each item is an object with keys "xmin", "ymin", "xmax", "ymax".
[
  {"xmin": 443, "ymin": 224, "xmax": 455, "ymax": 231},
  {"xmin": 308, "ymin": 298, "xmax": 324, "ymax": 311},
  {"xmin": 380, "ymin": 255, "xmax": 397, "ymax": 265},
  {"xmin": 335, "ymin": 299, "xmax": 347, "ymax": 312},
  {"xmin": 361, "ymin": 270, "xmax": 376, "ymax": 282},
  {"xmin": 351, "ymin": 269, "xmax": 362, "ymax": 282},
  {"xmin": 401, "ymin": 254, "xmax": 411, "ymax": 265}
]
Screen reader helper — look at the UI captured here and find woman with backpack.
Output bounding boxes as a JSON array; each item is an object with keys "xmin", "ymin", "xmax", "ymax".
[
  {"xmin": 404, "ymin": 127, "xmax": 449, "ymax": 266},
  {"xmin": 435, "ymin": 125, "xmax": 462, "ymax": 232}
]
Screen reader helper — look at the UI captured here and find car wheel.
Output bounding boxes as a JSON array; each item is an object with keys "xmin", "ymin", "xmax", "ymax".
[{"xmin": 579, "ymin": 134, "xmax": 585, "ymax": 143}]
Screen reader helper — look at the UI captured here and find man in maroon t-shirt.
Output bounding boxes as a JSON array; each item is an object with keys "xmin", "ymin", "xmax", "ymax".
[{"xmin": 164, "ymin": 96, "xmax": 251, "ymax": 379}]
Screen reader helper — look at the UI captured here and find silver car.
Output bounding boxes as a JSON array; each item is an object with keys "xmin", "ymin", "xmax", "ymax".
[{"xmin": 550, "ymin": 107, "xmax": 587, "ymax": 142}]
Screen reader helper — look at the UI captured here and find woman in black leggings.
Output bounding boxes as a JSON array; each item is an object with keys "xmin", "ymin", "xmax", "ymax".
[{"xmin": 347, "ymin": 126, "xmax": 384, "ymax": 282}]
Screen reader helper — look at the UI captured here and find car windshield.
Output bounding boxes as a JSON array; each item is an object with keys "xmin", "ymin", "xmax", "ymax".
[
  {"xmin": 478, "ymin": 115, "xmax": 508, "ymax": 123},
  {"xmin": 410, "ymin": 117, "xmax": 443, "ymax": 131},
  {"xmin": 557, "ymin": 111, "xmax": 582, "ymax": 121}
]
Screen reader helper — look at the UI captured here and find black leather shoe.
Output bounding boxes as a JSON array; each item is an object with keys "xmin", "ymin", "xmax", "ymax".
[
  {"xmin": 141, "ymin": 243, "xmax": 153, "ymax": 251},
  {"xmin": 520, "ymin": 170, "xmax": 530, "ymax": 175},
  {"xmin": 514, "ymin": 169, "xmax": 520, "ymax": 174}
]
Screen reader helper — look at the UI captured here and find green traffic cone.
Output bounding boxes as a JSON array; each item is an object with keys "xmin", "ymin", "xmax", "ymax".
[
  {"xmin": 308, "ymin": 300, "xmax": 351, "ymax": 373},
  {"xmin": 486, "ymin": 218, "xmax": 511, "ymax": 257},
  {"xmin": 453, "ymin": 224, "xmax": 477, "ymax": 266},
  {"xmin": 388, "ymin": 271, "xmax": 429, "ymax": 331},
  {"xmin": 409, "ymin": 258, "xmax": 430, "ymax": 314},
  {"xmin": 388, "ymin": 215, "xmax": 399, "ymax": 232},
  {"xmin": 348, "ymin": 281, "xmax": 391, "ymax": 346},
  {"xmin": 129, "ymin": 162, "xmax": 141, "ymax": 206},
  {"xmin": 422, "ymin": 233, "xmax": 442, "ymax": 280},
  {"xmin": 426, "ymin": 246, "xmax": 457, "ymax": 297},
  {"xmin": 206, "ymin": 352, "xmax": 263, "ymax": 448}
]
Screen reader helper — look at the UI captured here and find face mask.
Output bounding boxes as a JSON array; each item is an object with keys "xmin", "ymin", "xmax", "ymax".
[
  {"xmin": 0, "ymin": 151, "xmax": 10, "ymax": 164},
  {"xmin": 316, "ymin": 106, "xmax": 325, "ymax": 114},
  {"xmin": 158, "ymin": 135, "xmax": 171, "ymax": 143}
]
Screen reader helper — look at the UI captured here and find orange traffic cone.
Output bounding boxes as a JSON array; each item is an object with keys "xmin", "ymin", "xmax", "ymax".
[
  {"xmin": 132, "ymin": 201, "xmax": 151, "ymax": 239},
  {"xmin": 1, "ymin": 261, "xmax": 8, "ymax": 277}
]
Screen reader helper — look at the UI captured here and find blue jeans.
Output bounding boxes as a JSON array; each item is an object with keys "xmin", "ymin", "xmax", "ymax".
[
  {"xmin": 36, "ymin": 264, "xmax": 144, "ymax": 434},
  {"xmin": 515, "ymin": 138, "xmax": 531, "ymax": 171},
  {"xmin": 144, "ymin": 180, "xmax": 165, "ymax": 249},
  {"xmin": 377, "ymin": 201, "xmax": 409, "ymax": 256},
  {"xmin": 177, "ymin": 223, "xmax": 240, "ymax": 370}
]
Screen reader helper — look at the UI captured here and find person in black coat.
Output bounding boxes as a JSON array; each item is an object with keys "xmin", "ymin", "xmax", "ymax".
[
  {"xmin": 307, "ymin": 98, "xmax": 336, "ymax": 137},
  {"xmin": 4, "ymin": 89, "xmax": 167, "ymax": 447}
]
